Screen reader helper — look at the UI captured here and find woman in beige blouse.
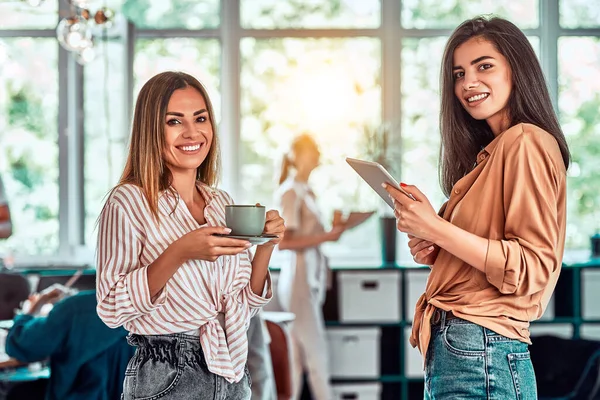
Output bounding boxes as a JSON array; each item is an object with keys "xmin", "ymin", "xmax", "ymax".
[
  {"xmin": 384, "ymin": 17, "xmax": 571, "ymax": 399},
  {"xmin": 275, "ymin": 134, "xmax": 346, "ymax": 400}
]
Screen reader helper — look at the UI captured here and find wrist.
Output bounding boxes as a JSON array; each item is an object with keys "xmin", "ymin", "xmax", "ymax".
[
  {"xmin": 167, "ymin": 240, "xmax": 188, "ymax": 266},
  {"xmin": 430, "ymin": 216, "xmax": 449, "ymax": 247}
]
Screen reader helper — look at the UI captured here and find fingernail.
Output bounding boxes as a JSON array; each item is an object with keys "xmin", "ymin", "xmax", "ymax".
[
  {"xmin": 224, "ymin": 228, "xmax": 232, "ymax": 234},
  {"xmin": 381, "ymin": 183, "xmax": 387, "ymax": 188},
  {"xmin": 428, "ymin": 246, "xmax": 434, "ymax": 251},
  {"xmin": 400, "ymin": 182, "xmax": 408, "ymax": 187}
]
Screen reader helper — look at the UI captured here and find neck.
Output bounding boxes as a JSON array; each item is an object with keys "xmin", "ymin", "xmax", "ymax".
[
  {"xmin": 487, "ymin": 110, "xmax": 510, "ymax": 136},
  {"xmin": 169, "ymin": 168, "xmax": 199, "ymax": 204}
]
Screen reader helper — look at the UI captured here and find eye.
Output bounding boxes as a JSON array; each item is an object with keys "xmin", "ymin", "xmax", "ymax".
[
  {"xmin": 479, "ymin": 63, "xmax": 493, "ymax": 71},
  {"xmin": 196, "ymin": 115, "xmax": 207, "ymax": 123},
  {"xmin": 166, "ymin": 119, "xmax": 180, "ymax": 126},
  {"xmin": 453, "ymin": 71, "xmax": 464, "ymax": 80}
]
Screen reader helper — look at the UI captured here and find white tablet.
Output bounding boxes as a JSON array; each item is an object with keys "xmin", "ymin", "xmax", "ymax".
[{"xmin": 346, "ymin": 157, "xmax": 415, "ymax": 208}]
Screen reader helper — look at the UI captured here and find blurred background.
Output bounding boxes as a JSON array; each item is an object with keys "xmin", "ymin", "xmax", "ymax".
[{"xmin": 0, "ymin": 0, "xmax": 599, "ymax": 266}]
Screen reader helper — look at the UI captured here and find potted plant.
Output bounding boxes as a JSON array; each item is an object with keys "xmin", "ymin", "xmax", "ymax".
[{"xmin": 358, "ymin": 121, "xmax": 402, "ymax": 265}]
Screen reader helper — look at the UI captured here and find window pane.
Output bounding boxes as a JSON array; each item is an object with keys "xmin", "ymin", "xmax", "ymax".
[
  {"xmin": 134, "ymin": 39, "xmax": 221, "ymax": 119},
  {"xmin": 0, "ymin": 0, "xmax": 58, "ymax": 30},
  {"xmin": 84, "ymin": 39, "xmax": 127, "ymax": 245},
  {"xmin": 240, "ymin": 38, "xmax": 382, "ymax": 262},
  {"xmin": 122, "ymin": 0, "xmax": 220, "ymax": 29},
  {"xmin": 558, "ymin": 37, "xmax": 600, "ymax": 249},
  {"xmin": 401, "ymin": 38, "xmax": 447, "ymax": 212},
  {"xmin": 241, "ymin": 0, "xmax": 380, "ymax": 29},
  {"xmin": 560, "ymin": 0, "xmax": 600, "ymax": 28},
  {"xmin": 0, "ymin": 39, "xmax": 58, "ymax": 255},
  {"xmin": 401, "ymin": 0, "xmax": 538, "ymax": 29}
]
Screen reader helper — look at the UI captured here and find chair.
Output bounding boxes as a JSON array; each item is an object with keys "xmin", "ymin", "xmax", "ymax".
[
  {"xmin": 0, "ymin": 273, "xmax": 30, "ymax": 320},
  {"xmin": 265, "ymin": 319, "xmax": 293, "ymax": 400}
]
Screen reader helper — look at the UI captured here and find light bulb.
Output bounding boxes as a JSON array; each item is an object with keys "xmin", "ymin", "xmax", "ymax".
[
  {"xmin": 77, "ymin": 44, "xmax": 96, "ymax": 65},
  {"xmin": 56, "ymin": 17, "xmax": 92, "ymax": 52}
]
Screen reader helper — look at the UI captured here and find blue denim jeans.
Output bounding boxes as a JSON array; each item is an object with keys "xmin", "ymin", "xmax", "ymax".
[
  {"xmin": 424, "ymin": 310, "xmax": 537, "ymax": 399},
  {"xmin": 122, "ymin": 333, "xmax": 251, "ymax": 400}
]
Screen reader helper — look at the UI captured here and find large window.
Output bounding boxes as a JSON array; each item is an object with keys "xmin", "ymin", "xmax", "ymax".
[
  {"xmin": 0, "ymin": 6, "xmax": 59, "ymax": 258},
  {"xmin": 2, "ymin": 0, "xmax": 600, "ymax": 265}
]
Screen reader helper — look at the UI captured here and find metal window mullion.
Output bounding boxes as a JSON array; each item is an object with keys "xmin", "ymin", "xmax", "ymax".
[
  {"xmin": 57, "ymin": 45, "xmax": 70, "ymax": 258},
  {"xmin": 219, "ymin": 0, "xmax": 241, "ymax": 198},
  {"xmin": 381, "ymin": 0, "xmax": 402, "ymax": 162},
  {"xmin": 540, "ymin": 0, "xmax": 560, "ymax": 112},
  {"xmin": 125, "ymin": 20, "xmax": 135, "ymax": 130},
  {"xmin": 0, "ymin": 29, "xmax": 55, "ymax": 37},
  {"xmin": 68, "ymin": 58, "xmax": 85, "ymax": 252},
  {"xmin": 239, "ymin": 27, "xmax": 382, "ymax": 38}
]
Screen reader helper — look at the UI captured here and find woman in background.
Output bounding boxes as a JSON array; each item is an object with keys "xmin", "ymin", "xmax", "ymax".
[
  {"xmin": 384, "ymin": 16, "xmax": 570, "ymax": 399},
  {"xmin": 96, "ymin": 71, "xmax": 284, "ymax": 400},
  {"xmin": 275, "ymin": 134, "xmax": 346, "ymax": 400}
]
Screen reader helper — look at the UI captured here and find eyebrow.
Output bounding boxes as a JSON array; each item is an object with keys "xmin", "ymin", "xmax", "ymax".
[
  {"xmin": 452, "ymin": 56, "xmax": 495, "ymax": 70},
  {"xmin": 165, "ymin": 109, "xmax": 207, "ymax": 117}
]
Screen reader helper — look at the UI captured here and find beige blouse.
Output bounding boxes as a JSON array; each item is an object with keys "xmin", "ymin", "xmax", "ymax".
[{"xmin": 411, "ymin": 123, "xmax": 567, "ymax": 362}]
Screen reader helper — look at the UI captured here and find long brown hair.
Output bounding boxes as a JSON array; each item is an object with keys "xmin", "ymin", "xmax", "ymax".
[
  {"xmin": 117, "ymin": 71, "xmax": 220, "ymax": 218},
  {"xmin": 439, "ymin": 16, "xmax": 570, "ymax": 197},
  {"xmin": 278, "ymin": 133, "xmax": 318, "ymax": 185}
]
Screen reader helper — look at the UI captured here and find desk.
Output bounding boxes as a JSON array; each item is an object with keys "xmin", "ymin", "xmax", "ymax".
[
  {"xmin": 0, "ymin": 321, "xmax": 13, "ymax": 331},
  {"xmin": 0, "ymin": 365, "xmax": 49, "ymax": 382}
]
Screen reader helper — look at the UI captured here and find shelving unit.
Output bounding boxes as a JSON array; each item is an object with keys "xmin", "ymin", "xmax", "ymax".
[{"xmin": 12, "ymin": 255, "xmax": 600, "ymax": 400}]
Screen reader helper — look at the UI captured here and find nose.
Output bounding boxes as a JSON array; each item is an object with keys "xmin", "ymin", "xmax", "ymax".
[
  {"xmin": 462, "ymin": 72, "xmax": 479, "ymax": 91},
  {"xmin": 181, "ymin": 121, "xmax": 202, "ymax": 138}
]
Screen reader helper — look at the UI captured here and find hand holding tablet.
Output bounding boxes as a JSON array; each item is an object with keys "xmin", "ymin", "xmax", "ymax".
[{"xmin": 346, "ymin": 157, "xmax": 416, "ymax": 208}]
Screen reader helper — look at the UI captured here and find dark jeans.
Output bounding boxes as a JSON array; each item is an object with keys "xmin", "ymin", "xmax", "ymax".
[{"xmin": 123, "ymin": 333, "xmax": 251, "ymax": 400}]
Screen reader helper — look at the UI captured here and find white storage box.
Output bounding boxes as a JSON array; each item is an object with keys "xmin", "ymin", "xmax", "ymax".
[
  {"xmin": 332, "ymin": 383, "xmax": 381, "ymax": 400},
  {"xmin": 406, "ymin": 270, "xmax": 428, "ymax": 322},
  {"xmin": 338, "ymin": 271, "xmax": 401, "ymax": 322},
  {"xmin": 327, "ymin": 327, "xmax": 381, "ymax": 378},
  {"xmin": 529, "ymin": 323, "xmax": 573, "ymax": 339},
  {"xmin": 404, "ymin": 326, "xmax": 424, "ymax": 378},
  {"xmin": 583, "ymin": 270, "xmax": 600, "ymax": 319},
  {"xmin": 580, "ymin": 324, "xmax": 600, "ymax": 340}
]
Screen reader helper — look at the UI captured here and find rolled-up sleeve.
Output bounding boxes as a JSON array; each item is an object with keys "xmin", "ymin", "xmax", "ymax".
[
  {"xmin": 485, "ymin": 130, "xmax": 565, "ymax": 296},
  {"xmin": 96, "ymin": 202, "xmax": 167, "ymax": 328}
]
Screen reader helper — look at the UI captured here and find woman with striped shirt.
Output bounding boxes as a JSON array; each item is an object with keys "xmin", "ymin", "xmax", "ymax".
[{"xmin": 96, "ymin": 71, "xmax": 284, "ymax": 400}]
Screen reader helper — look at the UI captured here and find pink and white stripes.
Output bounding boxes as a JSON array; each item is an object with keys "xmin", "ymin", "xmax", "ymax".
[{"xmin": 95, "ymin": 183, "xmax": 271, "ymax": 383}]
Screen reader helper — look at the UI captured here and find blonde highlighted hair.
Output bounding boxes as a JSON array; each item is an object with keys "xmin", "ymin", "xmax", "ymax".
[
  {"xmin": 278, "ymin": 133, "xmax": 317, "ymax": 185},
  {"xmin": 116, "ymin": 71, "xmax": 221, "ymax": 219}
]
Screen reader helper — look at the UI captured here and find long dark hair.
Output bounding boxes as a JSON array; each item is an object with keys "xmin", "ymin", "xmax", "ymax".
[{"xmin": 439, "ymin": 16, "xmax": 570, "ymax": 197}]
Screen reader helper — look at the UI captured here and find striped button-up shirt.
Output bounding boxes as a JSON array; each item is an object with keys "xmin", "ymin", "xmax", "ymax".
[{"xmin": 96, "ymin": 182, "xmax": 271, "ymax": 383}]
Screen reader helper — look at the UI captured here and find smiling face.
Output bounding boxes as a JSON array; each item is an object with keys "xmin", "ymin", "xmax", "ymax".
[
  {"xmin": 162, "ymin": 86, "xmax": 213, "ymax": 176},
  {"xmin": 453, "ymin": 37, "xmax": 512, "ymax": 135}
]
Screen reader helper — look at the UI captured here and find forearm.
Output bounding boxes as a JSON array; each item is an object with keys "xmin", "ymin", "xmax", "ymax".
[
  {"xmin": 278, "ymin": 232, "xmax": 330, "ymax": 251},
  {"xmin": 146, "ymin": 241, "xmax": 187, "ymax": 298},
  {"xmin": 250, "ymin": 246, "xmax": 272, "ymax": 295},
  {"xmin": 430, "ymin": 217, "xmax": 488, "ymax": 273}
]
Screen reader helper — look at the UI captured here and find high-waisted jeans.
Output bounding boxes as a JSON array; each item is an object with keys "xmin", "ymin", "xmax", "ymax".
[
  {"xmin": 122, "ymin": 333, "xmax": 251, "ymax": 400},
  {"xmin": 424, "ymin": 310, "xmax": 537, "ymax": 399}
]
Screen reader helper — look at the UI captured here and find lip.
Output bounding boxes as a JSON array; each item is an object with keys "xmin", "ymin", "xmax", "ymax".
[
  {"xmin": 175, "ymin": 142, "xmax": 204, "ymax": 154},
  {"xmin": 464, "ymin": 92, "xmax": 490, "ymax": 107}
]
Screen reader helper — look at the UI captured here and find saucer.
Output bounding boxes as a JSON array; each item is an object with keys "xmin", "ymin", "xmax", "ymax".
[{"xmin": 215, "ymin": 233, "xmax": 278, "ymax": 245}]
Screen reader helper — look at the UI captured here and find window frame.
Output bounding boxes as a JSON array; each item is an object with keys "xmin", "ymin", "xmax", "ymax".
[{"xmin": 1, "ymin": 0, "xmax": 599, "ymax": 266}]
